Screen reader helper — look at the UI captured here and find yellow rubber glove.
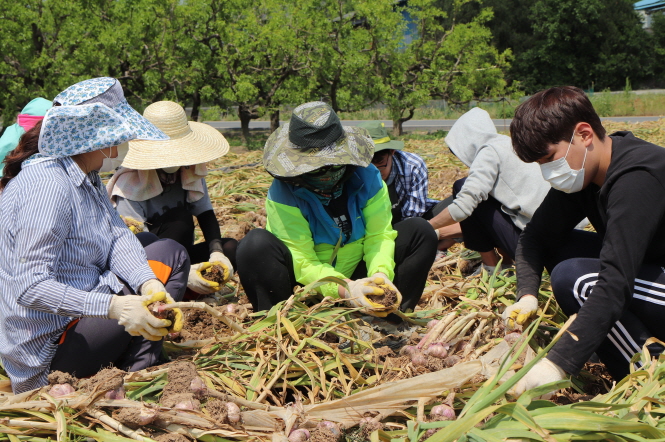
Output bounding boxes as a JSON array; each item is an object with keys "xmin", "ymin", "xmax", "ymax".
[
  {"xmin": 209, "ymin": 251, "xmax": 233, "ymax": 283},
  {"xmin": 119, "ymin": 215, "xmax": 146, "ymax": 234},
  {"xmin": 188, "ymin": 252, "xmax": 233, "ymax": 295},
  {"xmin": 140, "ymin": 279, "xmax": 183, "ymax": 333},
  {"xmin": 187, "ymin": 263, "xmax": 221, "ymax": 295},
  {"xmin": 501, "ymin": 295, "xmax": 538, "ymax": 330},
  {"xmin": 342, "ymin": 273, "xmax": 402, "ymax": 317},
  {"xmin": 109, "ymin": 292, "xmax": 170, "ymax": 341}
]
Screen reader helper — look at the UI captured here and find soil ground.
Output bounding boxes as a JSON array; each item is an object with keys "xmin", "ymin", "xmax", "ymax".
[{"xmin": 171, "ymin": 306, "xmax": 236, "ymax": 342}]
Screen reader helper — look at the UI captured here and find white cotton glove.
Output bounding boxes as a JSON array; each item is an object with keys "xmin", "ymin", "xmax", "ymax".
[
  {"xmin": 509, "ymin": 358, "xmax": 567, "ymax": 399},
  {"xmin": 141, "ymin": 279, "xmax": 168, "ymax": 299},
  {"xmin": 209, "ymin": 251, "xmax": 234, "ymax": 280},
  {"xmin": 140, "ymin": 279, "xmax": 183, "ymax": 332},
  {"xmin": 342, "ymin": 273, "xmax": 402, "ymax": 317},
  {"xmin": 108, "ymin": 293, "xmax": 171, "ymax": 341},
  {"xmin": 187, "ymin": 252, "xmax": 233, "ymax": 295},
  {"xmin": 502, "ymin": 295, "xmax": 539, "ymax": 330},
  {"xmin": 188, "ymin": 263, "xmax": 218, "ymax": 295}
]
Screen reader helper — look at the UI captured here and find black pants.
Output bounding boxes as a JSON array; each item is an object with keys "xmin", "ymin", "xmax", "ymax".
[
  {"xmin": 451, "ymin": 178, "xmax": 522, "ymax": 259},
  {"xmin": 50, "ymin": 234, "xmax": 190, "ymax": 378},
  {"xmin": 236, "ymin": 217, "xmax": 437, "ymax": 318},
  {"xmin": 548, "ymin": 232, "xmax": 665, "ymax": 380},
  {"xmin": 149, "ymin": 207, "xmax": 237, "ymax": 266}
]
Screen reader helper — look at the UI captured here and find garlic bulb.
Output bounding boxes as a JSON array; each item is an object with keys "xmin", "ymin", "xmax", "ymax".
[
  {"xmin": 430, "ymin": 404, "xmax": 455, "ymax": 421},
  {"xmin": 49, "ymin": 384, "xmax": 75, "ymax": 397},
  {"xmin": 288, "ymin": 429, "xmax": 310, "ymax": 442}
]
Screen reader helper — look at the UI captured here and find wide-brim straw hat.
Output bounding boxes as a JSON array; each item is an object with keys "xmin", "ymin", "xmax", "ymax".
[
  {"xmin": 123, "ymin": 101, "xmax": 229, "ymax": 170},
  {"xmin": 356, "ymin": 121, "xmax": 404, "ymax": 152},
  {"xmin": 263, "ymin": 101, "xmax": 374, "ymax": 178}
]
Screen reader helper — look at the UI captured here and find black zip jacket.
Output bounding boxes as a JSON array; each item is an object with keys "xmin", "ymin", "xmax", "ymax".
[{"xmin": 516, "ymin": 132, "xmax": 665, "ymax": 375}]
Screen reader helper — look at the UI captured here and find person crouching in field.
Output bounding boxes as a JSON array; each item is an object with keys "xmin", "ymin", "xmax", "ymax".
[
  {"xmin": 0, "ymin": 78, "xmax": 188, "ymax": 394},
  {"xmin": 107, "ymin": 101, "xmax": 236, "ymax": 298},
  {"xmin": 428, "ymin": 108, "xmax": 552, "ymax": 274},
  {"xmin": 357, "ymin": 121, "xmax": 462, "ymax": 252},
  {"xmin": 236, "ymin": 102, "xmax": 437, "ymax": 323},
  {"xmin": 504, "ymin": 86, "xmax": 665, "ymax": 396}
]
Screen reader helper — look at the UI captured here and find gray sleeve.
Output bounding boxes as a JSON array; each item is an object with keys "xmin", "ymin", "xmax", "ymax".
[
  {"xmin": 187, "ymin": 178, "xmax": 214, "ymax": 217},
  {"xmin": 115, "ymin": 196, "xmax": 148, "ymax": 223},
  {"xmin": 447, "ymin": 147, "xmax": 500, "ymax": 222}
]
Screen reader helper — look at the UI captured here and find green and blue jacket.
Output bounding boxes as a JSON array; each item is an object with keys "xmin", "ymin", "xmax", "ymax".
[{"xmin": 266, "ymin": 165, "xmax": 397, "ymax": 297}]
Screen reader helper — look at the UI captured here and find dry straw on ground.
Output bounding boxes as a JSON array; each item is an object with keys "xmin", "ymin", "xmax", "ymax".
[{"xmin": 2, "ymin": 120, "xmax": 665, "ymax": 441}]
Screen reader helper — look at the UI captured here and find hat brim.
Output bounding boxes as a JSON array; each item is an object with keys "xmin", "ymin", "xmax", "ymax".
[
  {"xmin": 38, "ymin": 104, "xmax": 136, "ymax": 158},
  {"xmin": 263, "ymin": 124, "xmax": 374, "ymax": 178},
  {"xmin": 115, "ymin": 101, "xmax": 169, "ymax": 141},
  {"xmin": 123, "ymin": 122, "xmax": 230, "ymax": 170},
  {"xmin": 373, "ymin": 139, "xmax": 404, "ymax": 152}
]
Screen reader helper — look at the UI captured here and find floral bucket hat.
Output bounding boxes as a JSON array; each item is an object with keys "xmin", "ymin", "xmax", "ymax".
[
  {"xmin": 53, "ymin": 77, "xmax": 168, "ymax": 141},
  {"xmin": 263, "ymin": 101, "xmax": 374, "ymax": 178},
  {"xmin": 38, "ymin": 104, "xmax": 136, "ymax": 158}
]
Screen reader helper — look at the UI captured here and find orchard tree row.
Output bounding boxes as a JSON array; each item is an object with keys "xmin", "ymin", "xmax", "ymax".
[
  {"xmin": 0, "ymin": 0, "xmax": 509, "ymax": 138},
  {"xmin": 2, "ymin": 0, "xmax": 658, "ymax": 140}
]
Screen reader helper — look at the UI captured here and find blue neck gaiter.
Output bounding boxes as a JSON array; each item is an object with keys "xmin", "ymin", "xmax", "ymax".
[{"xmin": 300, "ymin": 166, "xmax": 346, "ymax": 205}]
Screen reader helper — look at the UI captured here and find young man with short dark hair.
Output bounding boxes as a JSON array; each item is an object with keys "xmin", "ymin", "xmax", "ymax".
[{"xmin": 505, "ymin": 86, "xmax": 665, "ymax": 396}]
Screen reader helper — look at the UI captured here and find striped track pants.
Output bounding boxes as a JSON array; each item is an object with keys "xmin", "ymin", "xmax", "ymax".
[{"xmin": 550, "ymin": 257, "xmax": 665, "ymax": 380}]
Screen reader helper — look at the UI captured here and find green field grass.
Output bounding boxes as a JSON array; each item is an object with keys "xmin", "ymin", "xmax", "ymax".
[{"xmin": 201, "ymin": 91, "xmax": 665, "ymax": 122}]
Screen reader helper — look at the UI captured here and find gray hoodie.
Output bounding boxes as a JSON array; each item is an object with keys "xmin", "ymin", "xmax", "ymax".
[{"xmin": 445, "ymin": 107, "xmax": 550, "ymax": 230}]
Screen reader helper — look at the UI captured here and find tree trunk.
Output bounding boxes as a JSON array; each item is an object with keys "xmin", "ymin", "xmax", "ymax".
[
  {"xmin": 190, "ymin": 90, "xmax": 201, "ymax": 122},
  {"xmin": 393, "ymin": 107, "xmax": 415, "ymax": 137},
  {"xmin": 392, "ymin": 119, "xmax": 402, "ymax": 137},
  {"xmin": 239, "ymin": 105, "xmax": 252, "ymax": 147},
  {"xmin": 330, "ymin": 73, "xmax": 341, "ymax": 111},
  {"xmin": 270, "ymin": 110, "xmax": 280, "ymax": 133}
]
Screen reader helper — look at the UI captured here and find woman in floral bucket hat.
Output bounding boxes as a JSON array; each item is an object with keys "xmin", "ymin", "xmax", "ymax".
[
  {"xmin": 236, "ymin": 102, "xmax": 437, "ymax": 323},
  {"xmin": 0, "ymin": 78, "xmax": 189, "ymax": 394}
]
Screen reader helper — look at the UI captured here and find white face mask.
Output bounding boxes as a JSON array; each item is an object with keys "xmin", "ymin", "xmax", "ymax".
[
  {"xmin": 540, "ymin": 133, "xmax": 587, "ymax": 194},
  {"xmin": 161, "ymin": 166, "xmax": 180, "ymax": 174},
  {"xmin": 99, "ymin": 142, "xmax": 129, "ymax": 173}
]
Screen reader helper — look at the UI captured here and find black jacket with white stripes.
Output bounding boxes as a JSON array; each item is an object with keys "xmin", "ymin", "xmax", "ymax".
[{"xmin": 516, "ymin": 131, "xmax": 665, "ymax": 375}]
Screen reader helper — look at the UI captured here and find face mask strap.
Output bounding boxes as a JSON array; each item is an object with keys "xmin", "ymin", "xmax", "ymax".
[
  {"xmin": 563, "ymin": 131, "xmax": 576, "ymax": 159},
  {"xmin": 580, "ymin": 141, "xmax": 588, "ymax": 170},
  {"xmin": 564, "ymin": 131, "xmax": 588, "ymax": 172}
]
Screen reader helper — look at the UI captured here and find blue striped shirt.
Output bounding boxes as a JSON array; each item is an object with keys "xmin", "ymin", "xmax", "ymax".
[
  {"xmin": 389, "ymin": 150, "xmax": 438, "ymax": 218},
  {"xmin": 0, "ymin": 157, "xmax": 155, "ymax": 393}
]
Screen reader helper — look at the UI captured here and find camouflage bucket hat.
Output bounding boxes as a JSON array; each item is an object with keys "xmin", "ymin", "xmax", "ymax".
[
  {"xmin": 356, "ymin": 121, "xmax": 404, "ymax": 152},
  {"xmin": 263, "ymin": 102, "xmax": 374, "ymax": 178}
]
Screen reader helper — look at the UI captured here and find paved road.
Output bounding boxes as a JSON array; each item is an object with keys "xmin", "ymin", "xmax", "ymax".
[{"xmin": 205, "ymin": 116, "xmax": 663, "ymax": 132}]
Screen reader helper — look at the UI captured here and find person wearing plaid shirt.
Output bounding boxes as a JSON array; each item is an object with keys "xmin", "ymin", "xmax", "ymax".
[{"xmin": 357, "ymin": 122, "xmax": 462, "ymax": 251}]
